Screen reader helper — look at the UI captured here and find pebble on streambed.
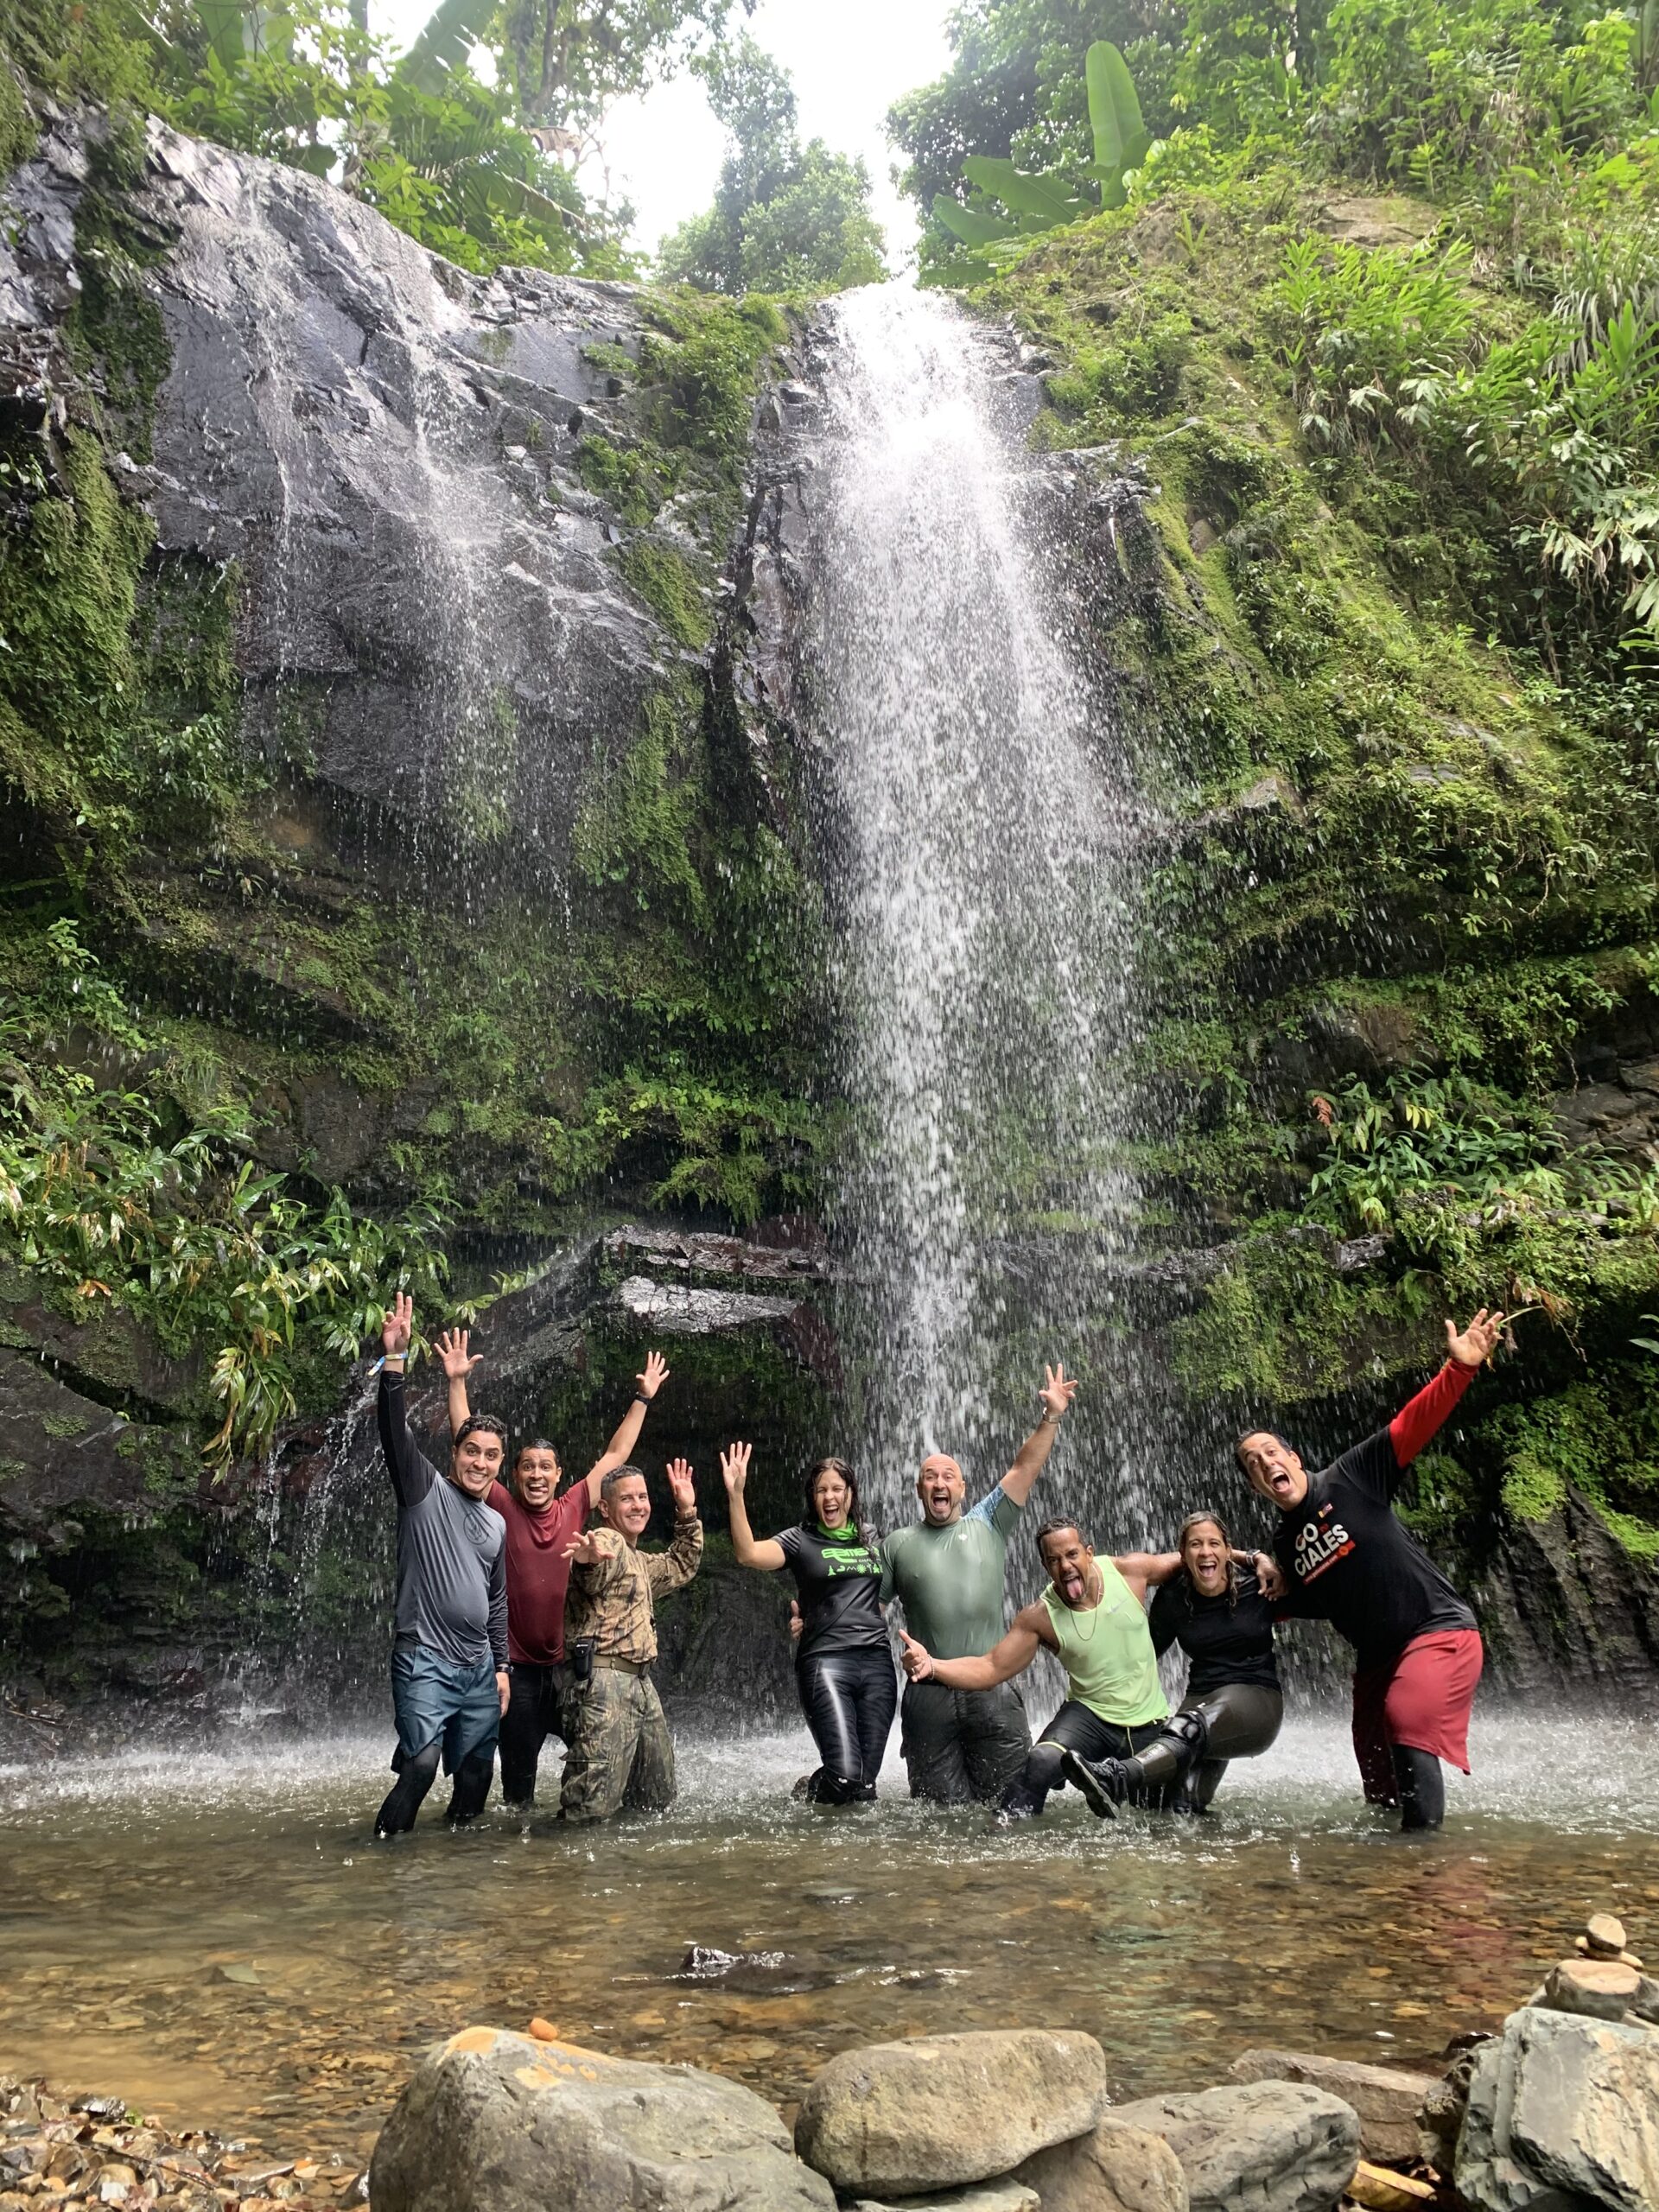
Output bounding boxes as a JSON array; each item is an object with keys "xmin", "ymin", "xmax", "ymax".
[{"xmin": 0, "ymin": 2081, "xmax": 367, "ymax": 2212}]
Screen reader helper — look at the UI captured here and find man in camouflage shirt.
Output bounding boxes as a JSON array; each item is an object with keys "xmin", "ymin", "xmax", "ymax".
[{"xmin": 559, "ymin": 1457, "xmax": 702, "ymax": 1821}]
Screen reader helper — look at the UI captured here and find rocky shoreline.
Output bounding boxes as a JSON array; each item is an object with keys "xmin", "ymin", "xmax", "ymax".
[{"xmin": 4, "ymin": 1911, "xmax": 1652, "ymax": 2212}]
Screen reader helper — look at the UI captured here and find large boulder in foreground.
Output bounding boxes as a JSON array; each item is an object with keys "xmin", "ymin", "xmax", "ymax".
[
  {"xmin": 1456, "ymin": 2006, "xmax": 1659, "ymax": 2212},
  {"xmin": 1014, "ymin": 2116, "xmax": 1190, "ymax": 2212},
  {"xmin": 368, "ymin": 2026, "xmax": 835, "ymax": 2212},
  {"xmin": 794, "ymin": 2028, "xmax": 1109, "ymax": 2194},
  {"xmin": 1113, "ymin": 2082, "xmax": 1361, "ymax": 2212},
  {"xmin": 1230, "ymin": 2050, "xmax": 1437, "ymax": 2165}
]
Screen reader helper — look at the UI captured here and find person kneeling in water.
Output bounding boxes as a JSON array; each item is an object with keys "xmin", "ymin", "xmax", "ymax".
[
  {"xmin": 1238, "ymin": 1308, "xmax": 1505, "ymax": 1832},
  {"xmin": 900, "ymin": 1517, "xmax": 1182, "ymax": 1819},
  {"xmin": 1065, "ymin": 1510, "xmax": 1282, "ymax": 1817}
]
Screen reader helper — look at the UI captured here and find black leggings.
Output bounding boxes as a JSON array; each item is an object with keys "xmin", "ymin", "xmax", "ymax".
[
  {"xmin": 797, "ymin": 1646, "xmax": 898, "ymax": 1803},
  {"xmin": 375, "ymin": 1741, "xmax": 494, "ymax": 1835},
  {"xmin": 1131, "ymin": 1682, "xmax": 1284, "ymax": 1811},
  {"xmin": 1000, "ymin": 1700, "xmax": 1165, "ymax": 1818}
]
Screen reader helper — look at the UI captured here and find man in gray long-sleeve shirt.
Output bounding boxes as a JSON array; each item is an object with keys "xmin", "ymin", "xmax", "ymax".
[{"xmin": 374, "ymin": 1293, "xmax": 511, "ymax": 1837}]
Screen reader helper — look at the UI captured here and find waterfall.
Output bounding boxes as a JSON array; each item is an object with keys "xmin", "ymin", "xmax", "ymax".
[{"xmin": 810, "ymin": 286, "xmax": 1154, "ymax": 1531}]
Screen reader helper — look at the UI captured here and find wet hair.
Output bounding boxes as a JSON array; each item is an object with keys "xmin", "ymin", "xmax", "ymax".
[
  {"xmin": 1034, "ymin": 1516, "xmax": 1085, "ymax": 1560},
  {"xmin": 601, "ymin": 1462, "xmax": 647, "ymax": 1500},
  {"xmin": 1177, "ymin": 1508, "xmax": 1240, "ymax": 1611},
  {"xmin": 515, "ymin": 1437, "xmax": 559, "ymax": 1466},
  {"xmin": 1234, "ymin": 1428, "xmax": 1296, "ymax": 1473},
  {"xmin": 803, "ymin": 1455, "xmax": 863, "ymax": 1535},
  {"xmin": 454, "ymin": 1414, "xmax": 506, "ymax": 1454}
]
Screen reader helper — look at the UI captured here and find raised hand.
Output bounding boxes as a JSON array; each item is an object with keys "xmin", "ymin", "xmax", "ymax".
[
  {"xmin": 638, "ymin": 1350, "xmax": 671, "ymax": 1401},
  {"xmin": 561, "ymin": 1528, "xmax": 609, "ymax": 1568},
  {"xmin": 899, "ymin": 1630, "xmax": 935, "ymax": 1682},
  {"xmin": 382, "ymin": 1291, "xmax": 413, "ymax": 1357},
  {"xmin": 665, "ymin": 1456, "xmax": 697, "ymax": 1516},
  {"xmin": 435, "ymin": 1327, "xmax": 481, "ymax": 1382},
  {"xmin": 1446, "ymin": 1307, "xmax": 1507, "ymax": 1369},
  {"xmin": 1040, "ymin": 1361, "xmax": 1078, "ymax": 1422},
  {"xmin": 721, "ymin": 1441, "xmax": 752, "ymax": 1497}
]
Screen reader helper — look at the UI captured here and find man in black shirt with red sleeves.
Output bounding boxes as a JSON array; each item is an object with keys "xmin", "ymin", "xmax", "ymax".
[{"xmin": 1238, "ymin": 1307, "xmax": 1505, "ymax": 1831}]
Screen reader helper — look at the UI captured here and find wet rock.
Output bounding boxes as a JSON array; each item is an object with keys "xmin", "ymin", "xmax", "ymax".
[
  {"xmin": 1013, "ymin": 2116, "xmax": 1189, "ymax": 2212},
  {"xmin": 1230, "ymin": 2049, "xmax": 1436, "ymax": 2165},
  {"xmin": 1415, "ymin": 2037, "xmax": 1491, "ymax": 2170},
  {"xmin": 369, "ymin": 2025, "xmax": 836, "ymax": 2212},
  {"xmin": 1457, "ymin": 2005, "xmax": 1659, "ymax": 2212},
  {"xmin": 794, "ymin": 2029, "xmax": 1109, "ymax": 2195},
  {"xmin": 1113, "ymin": 2082, "xmax": 1361, "ymax": 2212}
]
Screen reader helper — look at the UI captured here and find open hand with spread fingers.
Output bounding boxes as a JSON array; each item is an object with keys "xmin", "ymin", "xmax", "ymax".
[
  {"xmin": 1039, "ymin": 1362, "xmax": 1078, "ymax": 1421},
  {"xmin": 561, "ymin": 1527, "xmax": 610, "ymax": 1567},
  {"xmin": 1446, "ymin": 1307, "xmax": 1507, "ymax": 1369},
  {"xmin": 435, "ymin": 1327, "xmax": 481, "ymax": 1381},
  {"xmin": 382, "ymin": 1291, "xmax": 413, "ymax": 1357},
  {"xmin": 665, "ymin": 1456, "xmax": 697, "ymax": 1516},
  {"xmin": 721, "ymin": 1442, "xmax": 752, "ymax": 1497},
  {"xmin": 638, "ymin": 1350, "xmax": 671, "ymax": 1400},
  {"xmin": 899, "ymin": 1630, "xmax": 935, "ymax": 1682}
]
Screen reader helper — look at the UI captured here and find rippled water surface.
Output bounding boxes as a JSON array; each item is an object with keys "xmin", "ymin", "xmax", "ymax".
[{"xmin": 3, "ymin": 1711, "xmax": 1656, "ymax": 2164}]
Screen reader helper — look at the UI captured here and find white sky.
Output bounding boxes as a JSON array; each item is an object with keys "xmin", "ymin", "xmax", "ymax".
[{"xmin": 372, "ymin": 0, "xmax": 954, "ymax": 270}]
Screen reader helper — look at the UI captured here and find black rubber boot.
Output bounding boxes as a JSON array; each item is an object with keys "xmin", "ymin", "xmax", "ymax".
[
  {"xmin": 1058, "ymin": 1749, "xmax": 1122, "ymax": 1820},
  {"xmin": 445, "ymin": 1745, "xmax": 496, "ymax": 1826},
  {"xmin": 1391, "ymin": 1745, "xmax": 1446, "ymax": 1831}
]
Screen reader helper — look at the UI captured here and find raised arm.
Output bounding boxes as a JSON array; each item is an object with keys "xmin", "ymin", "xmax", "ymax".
[
  {"xmin": 436, "ymin": 1327, "xmax": 482, "ymax": 1439},
  {"xmin": 900, "ymin": 1605, "xmax": 1049, "ymax": 1692},
  {"xmin": 645, "ymin": 1458, "xmax": 704, "ymax": 1597},
  {"xmin": 1389, "ymin": 1310, "xmax": 1504, "ymax": 1468},
  {"xmin": 377, "ymin": 1294, "xmax": 435, "ymax": 1509},
  {"xmin": 582, "ymin": 1351, "xmax": 671, "ymax": 1506},
  {"xmin": 1113, "ymin": 1549, "xmax": 1180, "ymax": 1595},
  {"xmin": 1000, "ymin": 1362, "xmax": 1079, "ymax": 1509},
  {"xmin": 565, "ymin": 1525, "xmax": 626, "ymax": 1594},
  {"xmin": 721, "ymin": 1442, "xmax": 788, "ymax": 1572}
]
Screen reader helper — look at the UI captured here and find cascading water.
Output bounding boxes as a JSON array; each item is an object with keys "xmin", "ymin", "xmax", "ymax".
[{"xmin": 810, "ymin": 285, "xmax": 1158, "ymax": 1533}]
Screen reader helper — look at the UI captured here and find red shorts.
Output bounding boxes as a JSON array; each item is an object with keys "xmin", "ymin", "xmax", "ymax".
[{"xmin": 1351, "ymin": 1628, "xmax": 1484, "ymax": 1803}]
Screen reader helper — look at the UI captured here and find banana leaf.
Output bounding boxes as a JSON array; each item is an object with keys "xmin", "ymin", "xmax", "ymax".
[
  {"xmin": 1085, "ymin": 41, "xmax": 1150, "ymax": 173},
  {"xmin": 932, "ymin": 194, "xmax": 1017, "ymax": 247},
  {"xmin": 194, "ymin": 0, "xmax": 294, "ymax": 67},
  {"xmin": 1087, "ymin": 162, "xmax": 1128, "ymax": 209},
  {"xmin": 396, "ymin": 0, "xmax": 496, "ymax": 94},
  {"xmin": 962, "ymin": 156, "xmax": 1086, "ymax": 225}
]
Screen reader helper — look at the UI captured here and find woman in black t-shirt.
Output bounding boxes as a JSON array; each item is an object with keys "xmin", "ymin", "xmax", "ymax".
[
  {"xmin": 723, "ymin": 1442, "xmax": 896, "ymax": 1803},
  {"xmin": 1069, "ymin": 1510, "xmax": 1283, "ymax": 1815}
]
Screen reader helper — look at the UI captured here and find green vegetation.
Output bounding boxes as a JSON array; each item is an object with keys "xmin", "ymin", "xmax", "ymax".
[
  {"xmin": 898, "ymin": 0, "xmax": 1659, "ymax": 1567},
  {"xmin": 657, "ymin": 35, "xmax": 886, "ymax": 293}
]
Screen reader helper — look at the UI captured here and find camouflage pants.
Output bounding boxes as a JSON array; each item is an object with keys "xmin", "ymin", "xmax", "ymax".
[{"xmin": 559, "ymin": 1667, "xmax": 676, "ymax": 1823}]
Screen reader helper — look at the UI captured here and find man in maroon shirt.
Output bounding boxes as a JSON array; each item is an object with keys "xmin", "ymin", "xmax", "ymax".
[
  {"xmin": 1239, "ymin": 1307, "xmax": 1505, "ymax": 1831},
  {"xmin": 438, "ymin": 1332, "xmax": 671, "ymax": 1811}
]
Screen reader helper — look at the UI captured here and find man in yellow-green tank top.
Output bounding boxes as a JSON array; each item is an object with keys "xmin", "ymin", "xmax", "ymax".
[{"xmin": 899, "ymin": 1516, "xmax": 1181, "ymax": 1820}]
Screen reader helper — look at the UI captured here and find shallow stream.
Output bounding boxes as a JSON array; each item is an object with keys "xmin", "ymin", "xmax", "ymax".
[{"xmin": 3, "ymin": 1711, "xmax": 1656, "ymax": 2166}]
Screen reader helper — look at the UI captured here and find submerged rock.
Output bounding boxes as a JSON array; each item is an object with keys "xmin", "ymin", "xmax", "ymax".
[
  {"xmin": 1112, "ymin": 2082, "xmax": 1361, "ymax": 2212},
  {"xmin": 369, "ymin": 2025, "xmax": 836, "ymax": 2212},
  {"xmin": 793, "ymin": 2028, "xmax": 1109, "ymax": 2195}
]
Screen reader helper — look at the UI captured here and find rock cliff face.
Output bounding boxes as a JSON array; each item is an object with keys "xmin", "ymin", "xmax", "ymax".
[{"xmin": 3, "ymin": 111, "xmax": 1656, "ymax": 1719}]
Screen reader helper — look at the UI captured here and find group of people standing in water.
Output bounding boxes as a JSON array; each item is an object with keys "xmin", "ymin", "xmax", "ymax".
[{"xmin": 370, "ymin": 1293, "xmax": 1506, "ymax": 1840}]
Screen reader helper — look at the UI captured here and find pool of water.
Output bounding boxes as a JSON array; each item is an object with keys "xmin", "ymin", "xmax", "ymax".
[{"xmin": 3, "ymin": 1708, "xmax": 1656, "ymax": 2167}]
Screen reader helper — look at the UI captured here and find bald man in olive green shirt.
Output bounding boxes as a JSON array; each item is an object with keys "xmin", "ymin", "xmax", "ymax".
[{"xmin": 880, "ymin": 1363, "xmax": 1077, "ymax": 1802}]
